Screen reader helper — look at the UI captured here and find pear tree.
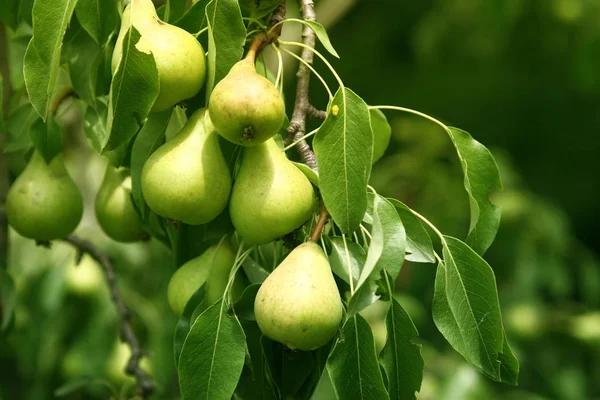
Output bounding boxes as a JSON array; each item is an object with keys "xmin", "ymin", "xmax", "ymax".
[{"xmin": 0, "ymin": 0, "xmax": 520, "ymax": 399}]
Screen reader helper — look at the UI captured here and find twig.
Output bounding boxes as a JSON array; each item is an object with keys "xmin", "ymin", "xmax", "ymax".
[
  {"xmin": 310, "ymin": 206, "xmax": 329, "ymax": 242},
  {"xmin": 62, "ymin": 235, "xmax": 154, "ymax": 398},
  {"xmin": 306, "ymin": 104, "xmax": 326, "ymax": 120},
  {"xmin": 286, "ymin": 0, "xmax": 320, "ymax": 171}
]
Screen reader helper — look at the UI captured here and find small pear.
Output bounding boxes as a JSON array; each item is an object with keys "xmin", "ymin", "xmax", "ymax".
[
  {"xmin": 112, "ymin": 0, "xmax": 206, "ymax": 112},
  {"xmin": 6, "ymin": 151, "xmax": 83, "ymax": 241},
  {"xmin": 255, "ymin": 242, "xmax": 343, "ymax": 350},
  {"xmin": 229, "ymin": 138, "xmax": 316, "ymax": 245},
  {"xmin": 167, "ymin": 241, "xmax": 243, "ymax": 316},
  {"xmin": 95, "ymin": 165, "xmax": 146, "ymax": 242},
  {"xmin": 141, "ymin": 109, "xmax": 231, "ymax": 225},
  {"xmin": 208, "ymin": 58, "xmax": 285, "ymax": 145}
]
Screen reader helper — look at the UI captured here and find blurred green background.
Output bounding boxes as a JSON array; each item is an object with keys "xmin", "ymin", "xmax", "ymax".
[{"xmin": 2, "ymin": 0, "xmax": 600, "ymax": 399}]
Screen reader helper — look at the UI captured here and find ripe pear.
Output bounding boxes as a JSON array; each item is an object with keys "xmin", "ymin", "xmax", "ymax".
[
  {"xmin": 167, "ymin": 241, "xmax": 244, "ymax": 315},
  {"xmin": 6, "ymin": 151, "xmax": 83, "ymax": 241},
  {"xmin": 141, "ymin": 109, "xmax": 231, "ymax": 225},
  {"xmin": 111, "ymin": 0, "xmax": 206, "ymax": 112},
  {"xmin": 208, "ymin": 57, "xmax": 285, "ymax": 145},
  {"xmin": 95, "ymin": 165, "xmax": 146, "ymax": 242},
  {"xmin": 255, "ymin": 242, "xmax": 343, "ymax": 350},
  {"xmin": 229, "ymin": 138, "xmax": 316, "ymax": 245}
]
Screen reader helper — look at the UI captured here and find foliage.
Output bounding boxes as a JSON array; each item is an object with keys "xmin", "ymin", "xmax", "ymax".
[{"xmin": 3, "ymin": 1, "xmax": 597, "ymax": 400}]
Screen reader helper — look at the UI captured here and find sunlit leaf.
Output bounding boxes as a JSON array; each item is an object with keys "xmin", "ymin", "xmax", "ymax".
[
  {"xmin": 301, "ymin": 20, "xmax": 339, "ymax": 58},
  {"xmin": 75, "ymin": 0, "xmax": 118, "ymax": 45},
  {"xmin": 380, "ymin": 285, "xmax": 423, "ymax": 399},
  {"xmin": 23, "ymin": 0, "xmax": 78, "ymax": 120},
  {"xmin": 204, "ymin": 0, "xmax": 245, "ymax": 102},
  {"xmin": 130, "ymin": 109, "xmax": 171, "ymax": 219},
  {"xmin": 327, "ymin": 314, "xmax": 389, "ymax": 400},
  {"xmin": 179, "ymin": 299, "xmax": 246, "ymax": 400},
  {"xmin": 314, "ymin": 87, "xmax": 373, "ymax": 234},
  {"xmin": 387, "ymin": 199, "xmax": 435, "ymax": 264},
  {"xmin": 103, "ymin": 27, "xmax": 159, "ymax": 151},
  {"xmin": 432, "ymin": 236, "xmax": 519, "ymax": 384},
  {"xmin": 447, "ymin": 127, "xmax": 502, "ymax": 255},
  {"xmin": 328, "ymin": 236, "xmax": 365, "ymax": 286}
]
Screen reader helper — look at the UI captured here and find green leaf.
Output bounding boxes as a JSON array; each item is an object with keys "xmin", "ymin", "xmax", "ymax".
[
  {"xmin": 387, "ymin": 199, "xmax": 435, "ymax": 264},
  {"xmin": 1, "ymin": 270, "xmax": 16, "ymax": 331},
  {"xmin": 130, "ymin": 109, "xmax": 171, "ymax": 219},
  {"xmin": 233, "ymin": 284, "xmax": 260, "ymax": 321},
  {"xmin": 293, "ymin": 161, "xmax": 319, "ymax": 187},
  {"xmin": 432, "ymin": 236, "xmax": 519, "ymax": 384},
  {"xmin": 164, "ymin": 0, "xmax": 187, "ymax": 22},
  {"xmin": 447, "ymin": 127, "xmax": 502, "ymax": 255},
  {"xmin": 75, "ymin": 0, "xmax": 118, "ymax": 45},
  {"xmin": 174, "ymin": 285, "xmax": 206, "ymax": 367},
  {"xmin": 64, "ymin": 21, "xmax": 102, "ymax": 105},
  {"xmin": 23, "ymin": 0, "xmax": 78, "ymax": 120},
  {"xmin": 82, "ymin": 98, "xmax": 108, "ymax": 153},
  {"xmin": 53, "ymin": 376, "xmax": 117, "ymax": 397},
  {"xmin": 314, "ymin": 87, "xmax": 373, "ymax": 234},
  {"xmin": 4, "ymin": 103, "xmax": 38, "ymax": 155},
  {"xmin": 380, "ymin": 293, "xmax": 423, "ymax": 400},
  {"xmin": 357, "ymin": 194, "xmax": 405, "ymax": 287},
  {"xmin": 0, "ymin": 0, "xmax": 19, "ymax": 29},
  {"xmin": 369, "ymin": 108, "xmax": 391, "ymax": 163},
  {"xmin": 204, "ymin": 0, "xmax": 245, "ymax": 102},
  {"xmin": 179, "ymin": 299, "xmax": 246, "ymax": 400},
  {"xmin": 103, "ymin": 26, "xmax": 159, "ymax": 151},
  {"xmin": 238, "ymin": 0, "xmax": 280, "ymax": 19},
  {"xmin": 328, "ymin": 236, "xmax": 365, "ymax": 286},
  {"xmin": 327, "ymin": 314, "xmax": 389, "ymax": 400},
  {"xmin": 28, "ymin": 117, "xmax": 63, "ymax": 162},
  {"xmin": 235, "ymin": 321, "xmax": 278, "ymax": 400},
  {"xmin": 302, "ymin": 20, "xmax": 339, "ymax": 59},
  {"xmin": 7, "ymin": 27, "xmax": 31, "ymax": 92},
  {"xmin": 265, "ymin": 338, "xmax": 318, "ymax": 399},
  {"xmin": 174, "ymin": 0, "xmax": 210, "ymax": 33}
]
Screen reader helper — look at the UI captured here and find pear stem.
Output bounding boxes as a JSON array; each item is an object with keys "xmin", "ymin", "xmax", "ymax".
[
  {"xmin": 62, "ymin": 235, "xmax": 155, "ymax": 398},
  {"xmin": 310, "ymin": 206, "xmax": 329, "ymax": 242},
  {"xmin": 244, "ymin": 2, "xmax": 287, "ymax": 63}
]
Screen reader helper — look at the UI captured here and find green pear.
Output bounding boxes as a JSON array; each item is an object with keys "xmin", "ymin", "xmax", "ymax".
[
  {"xmin": 255, "ymin": 242, "xmax": 343, "ymax": 350},
  {"xmin": 167, "ymin": 241, "xmax": 245, "ymax": 315},
  {"xmin": 6, "ymin": 151, "xmax": 83, "ymax": 241},
  {"xmin": 95, "ymin": 165, "xmax": 146, "ymax": 242},
  {"xmin": 141, "ymin": 108, "xmax": 231, "ymax": 225},
  {"xmin": 208, "ymin": 58, "xmax": 285, "ymax": 145},
  {"xmin": 111, "ymin": 0, "xmax": 206, "ymax": 112},
  {"xmin": 229, "ymin": 138, "xmax": 316, "ymax": 245}
]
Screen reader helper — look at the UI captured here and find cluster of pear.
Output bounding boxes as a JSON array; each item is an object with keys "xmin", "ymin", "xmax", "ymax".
[
  {"xmin": 7, "ymin": 0, "xmax": 344, "ymax": 351},
  {"xmin": 4, "ymin": 149, "xmax": 147, "ymax": 243}
]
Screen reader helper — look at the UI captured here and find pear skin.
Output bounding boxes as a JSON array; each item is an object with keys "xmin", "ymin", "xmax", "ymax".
[
  {"xmin": 254, "ymin": 242, "xmax": 343, "ymax": 350},
  {"xmin": 208, "ymin": 58, "xmax": 285, "ymax": 145},
  {"xmin": 167, "ymin": 241, "xmax": 238, "ymax": 316},
  {"xmin": 112, "ymin": 0, "xmax": 206, "ymax": 112},
  {"xmin": 95, "ymin": 165, "xmax": 146, "ymax": 242},
  {"xmin": 6, "ymin": 152, "xmax": 83, "ymax": 241},
  {"xmin": 141, "ymin": 109, "xmax": 231, "ymax": 225},
  {"xmin": 229, "ymin": 138, "xmax": 316, "ymax": 245}
]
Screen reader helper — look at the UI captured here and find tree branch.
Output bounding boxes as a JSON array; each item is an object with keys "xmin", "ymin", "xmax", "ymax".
[
  {"xmin": 62, "ymin": 235, "xmax": 154, "ymax": 398},
  {"xmin": 286, "ymin": 0, "xmax": 319, "ymax": 171}
]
